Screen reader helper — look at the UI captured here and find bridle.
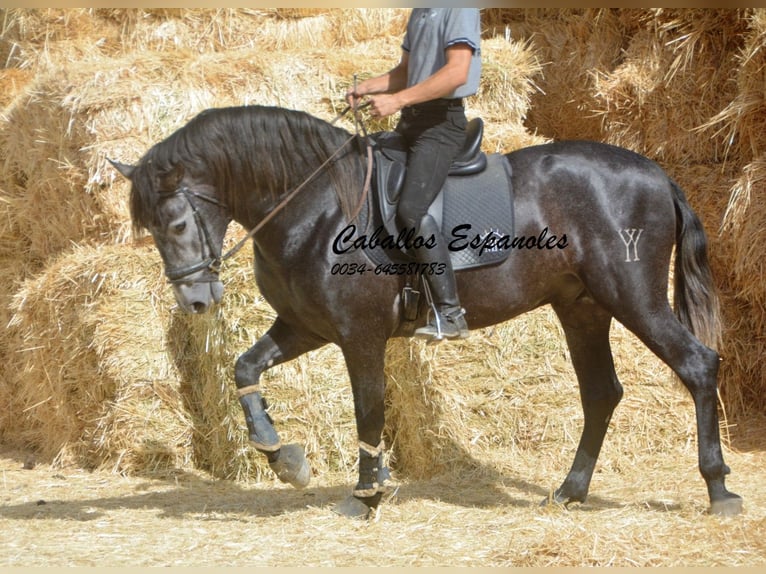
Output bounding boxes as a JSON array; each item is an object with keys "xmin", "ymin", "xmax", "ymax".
[
  {"xmin": 162, "ymin": 102, "xmax": 373, "ymax": 285},
  {"xmin": 162, "ymin": 186, "xmax": 228, "ymax": 283}
]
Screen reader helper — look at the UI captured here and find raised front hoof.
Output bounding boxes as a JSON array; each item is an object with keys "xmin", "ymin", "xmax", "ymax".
[
  {"xmin": 268, "ymin": 443, "xmax": 310, "ymax": 489},
  {"xmin": 332, "ymin": 493, "xmax": 383, "ymax": 520},
  {"xmin": 710, "ymin": 493, "xmax": 743, "ymax": 516}
]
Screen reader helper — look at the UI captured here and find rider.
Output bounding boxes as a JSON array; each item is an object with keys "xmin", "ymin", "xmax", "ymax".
[{"xmin": 346, "ymin": 8, "xmax": 482, "ymax": 342}]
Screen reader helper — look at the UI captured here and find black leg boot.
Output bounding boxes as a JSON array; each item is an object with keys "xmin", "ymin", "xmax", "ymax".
[{"xmin": 412, "ymin": 215, "xmax": 469, "ymax": 342}]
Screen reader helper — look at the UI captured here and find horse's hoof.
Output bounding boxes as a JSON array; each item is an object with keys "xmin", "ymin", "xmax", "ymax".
[
  {"xmin": 539, "ymin": 489, "xmax": 572, "ymax": 507},
  {"xmin": 710, "ymin": 493, "xmax": 743, "ymax": 516},
  {"xmin": 269, "ymin": 443, "xmax": 310, "ymax": 489},
  {"xmin": 333, "ymin": 495, "xmax": 377, "ymax": 519}
]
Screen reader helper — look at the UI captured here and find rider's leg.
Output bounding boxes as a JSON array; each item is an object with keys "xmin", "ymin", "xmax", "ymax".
[{"xmin": 396, "ymin": 103, "xmax": 468, "ymax": 341}]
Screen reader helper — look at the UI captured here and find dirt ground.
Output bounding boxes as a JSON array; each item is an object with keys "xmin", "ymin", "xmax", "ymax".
[{"xmin": 2, "ymin": 433, "xmax": 764, "ymax": 567}]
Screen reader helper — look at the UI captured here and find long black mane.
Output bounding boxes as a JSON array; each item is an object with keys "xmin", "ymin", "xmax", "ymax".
[{"xmin": 129, "ymin": 105, "xmax": 363, "ymax": 231}]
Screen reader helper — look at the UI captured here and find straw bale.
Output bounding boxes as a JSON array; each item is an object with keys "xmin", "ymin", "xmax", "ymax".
[
  {"xmin": 504, "ymin": 9, "xmax": 627, "ymax": 144},
  {"xmin": 0, "ymin": 66, "xmax": 131, "ymax": 265},
  {"xmin": 0, "ymin": 236, "xmax": 357, "ymax": 479},
  {"xmin": 1, "ymin": 9, "xmax": 267, "ymax": 62},
  {"xmin": 2, "ymin": 243, "xmax": 165, "ymax": 468},
  {"xmin": 592, "ymin": 9, "xmax": 744, "ymax": 164},
  {"xmin": 474, "ymin": 35, "xmax": 548, "ymax": 153},
  {"xmin": 384, "ymin": 303, "xmax": 684, "ymax": 480},
  {"xmin": 715, "ymin": 155, "xmax": 766, "ymax": 416},
  {"xmin": 700, "ymin": 9, "xmax": 766, "ymax": 167},
  {"xmin": 721, "ymin": 155, "xmax": 766, "ymax": 307}
]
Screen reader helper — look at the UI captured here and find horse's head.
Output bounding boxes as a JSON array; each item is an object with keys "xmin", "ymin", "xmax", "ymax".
[{"xmin": 110, "ymin": 158, "xmax": 229, "ymax": 314}]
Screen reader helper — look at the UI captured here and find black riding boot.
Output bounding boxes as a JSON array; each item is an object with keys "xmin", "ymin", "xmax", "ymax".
[{"xmin": 412, "ymin": 215, "xmax": 469, "ymax": 342}]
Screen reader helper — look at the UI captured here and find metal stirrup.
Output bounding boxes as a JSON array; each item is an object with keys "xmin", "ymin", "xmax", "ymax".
[{"xmin": 420, "ymin": 277, "xmax": 444, "ymax": 340}]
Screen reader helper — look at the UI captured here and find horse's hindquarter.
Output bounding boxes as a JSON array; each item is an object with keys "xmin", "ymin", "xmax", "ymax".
[{"xmin": 459, "ymin": 142, "xmax": 678, "ymax": 329}]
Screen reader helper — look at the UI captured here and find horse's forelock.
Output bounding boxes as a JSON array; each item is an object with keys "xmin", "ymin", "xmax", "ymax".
[{"xmin": 128, "ymin": 144, "xmax": 178, "ymax": 233}]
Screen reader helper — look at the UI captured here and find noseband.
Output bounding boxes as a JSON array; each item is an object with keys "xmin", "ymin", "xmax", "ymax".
[{"xmin": 163, "ymin": 186, "xmax": 228, "ymax": 283}]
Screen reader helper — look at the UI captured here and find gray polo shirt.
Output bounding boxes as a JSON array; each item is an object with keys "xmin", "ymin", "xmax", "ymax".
[{"xmin": 402, "ymin": 8, "xmax": 481, "ymax": 99}]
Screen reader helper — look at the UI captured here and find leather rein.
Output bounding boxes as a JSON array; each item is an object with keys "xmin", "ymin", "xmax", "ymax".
[{"xmin": 165, "ymin": 103, "xmax": 372, "ymax": 284}]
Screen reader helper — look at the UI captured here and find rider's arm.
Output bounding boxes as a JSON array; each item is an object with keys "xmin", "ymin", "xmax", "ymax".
[
  {"xmin": 347, "ymin": 51, "xmax": 409, "ymax": 104},
  {"xmin": 392, "ymin": 44, "xmax": 472, "ymax": 108},
  {"xmin": 363, "ymin": 44, "xmax": 473, "ymax": 118}
]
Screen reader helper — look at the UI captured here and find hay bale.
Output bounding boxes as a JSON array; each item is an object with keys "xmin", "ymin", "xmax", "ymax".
[
  {"xmin": 721, "ymin": 156, "xmax": 766, "ymax": 311},
  {"xmin": 592, "ymin": 9, "xmax": 745, "ymax": 164},
  {"xmin": 715, "ymin": 155, "xmax": 766, "ymax": 416},
  {"xmin": 475, "ymin": 34, "xmax": 549, "ymax": 152},
  {"xmin": 0, "ymin": 73, "xmax": 106, "ymax": 262},
  {"xmin": 505, "ymin": 9, "xmax": 628, "ymax": 144},
  {"xmin": 3, "ymin": 243, "xmax": 173, "ymax": 467},
  {"xmin": 2, "ymin": 238, "xmax": 357, "ymax": 479},
  {"xmin": 384, "ymin": 304, "xmax": 688, "ymax": 481},
  {"xmin": 700, "ymin": 9, "xmax": 766, "ymax": 167}
]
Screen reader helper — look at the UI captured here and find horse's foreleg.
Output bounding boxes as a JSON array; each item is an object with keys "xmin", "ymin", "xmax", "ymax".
[
  {"xmin": 334, "ymin": 338, "xmax": 394, "ymax": 518},
  {"xmin": 234, "ymin": 317, "xmax": 324, "ymax": 488},
  {"xmin": 549, "ymin": 300, "xmax": 622, "ymax": 507}
]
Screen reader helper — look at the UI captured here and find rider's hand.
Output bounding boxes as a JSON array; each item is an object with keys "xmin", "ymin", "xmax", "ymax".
[
  {"xmin": 367, "ymin": 94, "xmax": 403, "ymax": 118},
  {"xmin": 345, "ymin": 87, "xmax": 364, "ymax": 108}
]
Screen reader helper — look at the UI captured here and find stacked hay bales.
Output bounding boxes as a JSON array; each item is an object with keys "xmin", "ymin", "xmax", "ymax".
[
  {"xmin": 2, "ymin": 239, "xmax": 357, "ymax": 480},
  {"xmin": 709, "ymin": 11, "xmax": 766, "ymax": 417},
  {"xmin": 0, "ymin": 8, "xmax": 764, "ymax": 484}
]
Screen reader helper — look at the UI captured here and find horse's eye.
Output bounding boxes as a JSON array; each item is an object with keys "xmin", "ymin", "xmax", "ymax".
[{"xmin": 173, "ymin": 221, "xmax": 187, "ymax": 234}]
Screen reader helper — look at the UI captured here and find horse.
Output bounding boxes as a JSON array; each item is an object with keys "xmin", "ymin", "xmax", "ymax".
[{"xmin": 110, "ymin": 104, "xmax": 742, "ymax": 517}]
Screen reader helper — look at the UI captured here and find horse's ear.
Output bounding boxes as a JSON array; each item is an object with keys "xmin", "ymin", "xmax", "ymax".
[
  {"xmin": 108, "ymin": 158, "xmax": 136, "ymax": 180},
  {"xmin": 157, "ymin": 162, "xmax": 185, "ymax": 192}
]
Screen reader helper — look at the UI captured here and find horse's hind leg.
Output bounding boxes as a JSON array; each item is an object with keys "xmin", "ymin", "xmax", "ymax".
[
  {"xmin": 548, "ymin": 298, "xmax": 623, "ymax": 506},
  {"xmin": 614, "ymin": 304, "xmax": 742, "ymax": 515},
  {"xmin": 234, "ymin": 317, "xmax": 325, "ymax": 488}
]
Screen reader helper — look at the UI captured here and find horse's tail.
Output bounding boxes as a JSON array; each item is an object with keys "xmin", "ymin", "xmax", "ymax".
[{"xmin": 670, "ymin": 180, "xmax": 722, "ymax": 350}]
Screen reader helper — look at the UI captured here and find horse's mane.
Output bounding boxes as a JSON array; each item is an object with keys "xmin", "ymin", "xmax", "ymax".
[{"xmin": 129, "ymin": 106, "xmax": 363, "ymax": 231}]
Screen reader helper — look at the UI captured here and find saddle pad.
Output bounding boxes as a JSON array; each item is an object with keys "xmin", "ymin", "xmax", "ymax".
[
  {"xmin": 351, "ymin": 152, "xmax": 514, "ymax": 271},
  {"xmin": 440, "ymin": 153, "xmax": 514, "ymax": 270}
]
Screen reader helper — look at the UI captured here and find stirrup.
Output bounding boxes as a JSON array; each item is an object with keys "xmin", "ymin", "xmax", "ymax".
[
  {"xmin": 414, "ymin": 280, "xmax": 468, "ymax": 343},
  {"xmin": 415, "ymin": 307, "xmax": 469, "ymax": 343}
]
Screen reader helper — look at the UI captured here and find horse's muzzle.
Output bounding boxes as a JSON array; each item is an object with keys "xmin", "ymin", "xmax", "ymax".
[{"xmin": 172, "ymin": 280, "xmax": 224, "ymax": 314}]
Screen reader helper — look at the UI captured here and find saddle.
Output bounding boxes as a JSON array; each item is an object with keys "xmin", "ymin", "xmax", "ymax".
[{"xmin": 362, "ymin": 118, "xmax": 514, "ymax": 271}]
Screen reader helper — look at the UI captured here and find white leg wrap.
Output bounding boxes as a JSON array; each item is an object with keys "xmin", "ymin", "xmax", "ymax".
[{"xmin": 358, "ymin": 440, "xmax": 384, "ymax": 458}]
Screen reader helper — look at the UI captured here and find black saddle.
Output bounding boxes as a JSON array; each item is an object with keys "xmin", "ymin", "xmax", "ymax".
[
  {"xmin": 362, "ymin": 118, "xmax": 514, "ymax": 271},
  {"xmin": 375, "ymin": 118, "xmax": 487, "ymax": 205}
]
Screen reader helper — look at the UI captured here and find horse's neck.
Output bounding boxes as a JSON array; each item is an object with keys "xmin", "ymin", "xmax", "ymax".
[{"xmin": 238, "ymin": 181, "xmax": 343, "ymax": 262}]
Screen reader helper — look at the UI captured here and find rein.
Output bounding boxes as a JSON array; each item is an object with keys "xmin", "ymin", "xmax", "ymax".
[{"xmin": 167, "ymin": 104, "xmax": 373, "ymax": 283}]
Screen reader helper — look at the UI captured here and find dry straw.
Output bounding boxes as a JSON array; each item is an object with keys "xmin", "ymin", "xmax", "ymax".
[
  {"xmin": 590, "ymin": 10, "xmax": 745, "ymax": 164},
  {"xmin": 0, "ymin": 8, "xmax": 763, "ymax": 484}
]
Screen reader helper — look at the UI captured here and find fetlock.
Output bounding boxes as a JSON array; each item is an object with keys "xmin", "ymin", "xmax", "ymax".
[
  {"xmin": 238, "ymin": 389, "xmax": 281, "ymax": 452},
  {"xmin": 353, "ymin": 444, "xmax": 383, "ymax": 498}
]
